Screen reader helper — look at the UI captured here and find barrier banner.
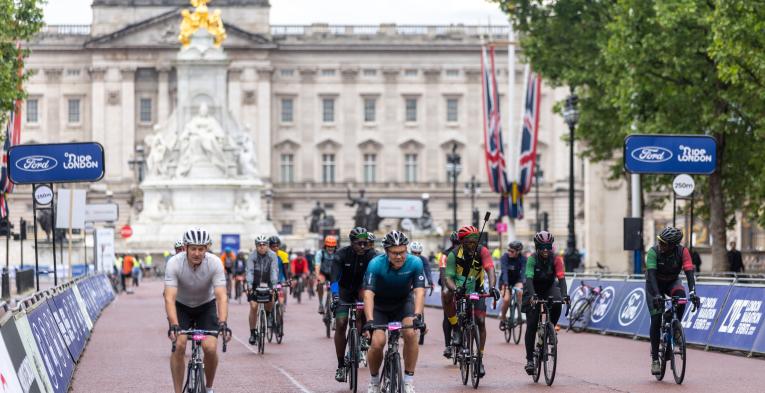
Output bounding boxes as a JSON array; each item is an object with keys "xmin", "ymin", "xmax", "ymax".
[
  {"xmin": 69, "ymin": 285, "xmax": 93, "ymax": 331},
  {"xmin": 680, "ymin": 283, "xmax": 732, "ymax": 345},
  {"xmin": 49, "ymin": 289, "xmax": 90, "ymax": 361},
  {"xmin": 26, "ymin": 302, "xmax": 74, "ymax": 393},
  {"xmin": 586, "ymin": 280, "xmax": 626, "ymax": 332},
  {"xmin": 14, "ymin": 313, "xmax": 54, "ymax": 393},
  {"xmin": 98, "ymin": 274, "xmax": 116, "ymax": 303},
  {"xmin": 606, "ymin": 280, "xmax": 650, "ymax": 336},
  {"xmin": 559, "ymin": 278, "xmax": 598, "ymax": 328},
  {"xmin": 0, "ymin": 317, "xmax": 29, "ymax": 393},
  {"xmin": 75, "ymin": 280, "xmax": 99, "ymax": 322},
  {"xmin": 708, "ymin": 286, "xmax": 764, "ymax": 352},
  {"xmin": 753, "ymin": 322, "xmax": 765, "ymax": 354},
  {"xmin": 0, "ymin": 316, "xmax": 44, "ymax": 393}
]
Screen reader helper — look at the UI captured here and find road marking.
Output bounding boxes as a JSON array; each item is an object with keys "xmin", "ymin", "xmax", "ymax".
[{"xmin": 231, "ymin": 334, "xmax": 313, "ymax": 393}]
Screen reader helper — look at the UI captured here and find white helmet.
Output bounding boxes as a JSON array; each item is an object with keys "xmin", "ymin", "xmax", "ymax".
[
  {"xmin": 409, "ymin": 241, "xmax": 424, "ymax": 253},
  {"xmin": 183, "ymin": 227, "xmax": 212, "ymax": 246},
  {"xmin": 254, "ymin": 234, "xmax": 269, "ymax": 245},
  {"xmin": 174, "ymin": 239, "xmax": 184, "ymax": 249}
]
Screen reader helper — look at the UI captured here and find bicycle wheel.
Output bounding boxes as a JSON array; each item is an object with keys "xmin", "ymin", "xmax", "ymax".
[
  {"xmin": 470, "ymin": 325, "xmax": 482, "ymax": 388},
  {"xmin": 451, "ymin": 343, "xmax": 458, "ymax": 365},
  {"xmin": 532, "ymin": 324, "xmax": 542, "ymax": 383},
  {"xmin": 418, "ymin": 315, "xmax": 426, "ymax": 345},
  {"xmin": 655, "ymin": 333, "xmax": 668, "ymax": 381},
  {"xmin": 267, "ymin": 310, "xmax": 275, "ymax": 343},
  {"xmin": 390, "ymin": 352, "xmax": 403, "ymax": 393},
  {"xmin": 276, "ymin": 304, "xmax": 285, "ymax": 344},
  {"xmin": 511, "ymin": 302, "xmax": 523, "ymax": 345},
  {"xmin": 258, "ymin": 310, "xmax": 266, "ymax": 354},
  {"xmin": 348, "ymin": 329, "xmax": 359, "ymax": 393},
  {"xmin": 670, "ymin": 320, "xmax": 686, "ymax": 384},
  {"xmin": 568, "ymin": 299, "xmax": 591, "ymax": 333},
  {"xmin": 543, "ymin": 322, "xmax": 558, "ymax": 386},
  {"xmin": 459, "ymin": 328, "xmax": 470, "ymax": 385},
  {"xmin": 297, "ymin": 282, "xmax": 303, "ymax": 304},
  {"xmin": 503, "ymin": 317, "xmax": 512, "ymax": 343},
  {"xmin": 195, "ymin": 364, "xmax": 206, "ymax": 393}
]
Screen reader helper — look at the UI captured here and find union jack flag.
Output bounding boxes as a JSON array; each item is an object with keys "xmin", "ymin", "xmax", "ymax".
[{"xmin": 518, "ymin": 68, "xmax": 541, "ymax": 195}]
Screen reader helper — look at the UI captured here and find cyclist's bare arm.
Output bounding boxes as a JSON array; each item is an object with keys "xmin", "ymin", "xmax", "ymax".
[
  {"xmin": 486, "ymin": 268, "xmax": 497, "ymax": 289},
  {"xmin": 413, "ymin": 287, "xmax": 425, "ymax": 315},
  {"xmin": 363, "ymin": 289, "xmax": 376, "ymax": 322},
  {"xmin": 164, "ymin": 287, "xmax": 179, "ymax": 339},
  {"xmin": 214, "ymin": 286, "xmax": 228, "ymax": 324},
  {"xmin": 444, "ymin": 276, "xmax": 457, "ymax": 292}
]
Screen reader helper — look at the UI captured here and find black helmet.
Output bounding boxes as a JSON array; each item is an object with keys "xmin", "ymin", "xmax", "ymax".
[
  {"xmin": 508, "ymin": 240, "xmax": 523, "ymax": 252},
  {"xmin": 658, "ymin": 226, "xmax": 683, "ymax": 246},
  {"xmin": 268, "ymin": 235, "xmax": 281, "ymax": 246},
  {"xmin": 382, "ymin": 230, "xmax": 409, "ymax": 249},
  {"xmin": 533, "ymin": 231, "xmax": 554, "ymax": 249},
  {"xmin": 349, "ymin": 226, "xmax": 369, "ymax": 241}
]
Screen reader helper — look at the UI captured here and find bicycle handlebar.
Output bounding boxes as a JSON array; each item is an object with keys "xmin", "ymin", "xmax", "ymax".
[{"xmin": 171, "ymin": 329, "xmax": 228, "ymax": 353}]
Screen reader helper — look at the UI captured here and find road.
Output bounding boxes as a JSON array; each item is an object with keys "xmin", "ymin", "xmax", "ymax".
[{"xmin": 70, "ymin": 279, "xmax": 764, "ymax": 392}]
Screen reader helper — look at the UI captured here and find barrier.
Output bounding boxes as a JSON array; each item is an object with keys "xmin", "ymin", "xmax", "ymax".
[
  {"xmin": 707, "ymin": 285, "xmax": 765, "ymax": 352},
  {"xmin": 26, "ymin": 299, "xmax": 75, "ymax": 393},
  {"xmin": 48, "ymin": 288, "xmax": 90, "ymax": 361}
]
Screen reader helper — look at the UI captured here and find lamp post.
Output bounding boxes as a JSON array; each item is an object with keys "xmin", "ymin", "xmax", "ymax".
[
  {"xmin": 127, "ymin": 145, "xmax": 146, "ymax": 183},
  {"xmin": 534, "ymin": 154, "xmax": 544, "ymax": 232},
  {"xmin": 464, "ymin": 175, "xmax": 481, "ymax": 227},
  {"xmin": 445, "ymin": 144, "xmax": 462, "ymax": 231},
  {"xmin": 264, "ymin": 189, "xmax": 273, "ymax": 221},
  {"xmin": 563, "ymin": 87, "xmax": 581, "ymax": 272}
]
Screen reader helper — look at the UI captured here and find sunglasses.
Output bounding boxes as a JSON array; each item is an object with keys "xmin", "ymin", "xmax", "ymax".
[
  {"xmin": 352, "ymin": 241, "xmax": 370, "ymax": 247},
  {"xmin": 536, "ymin": 245, "xmax": 553, "ymax": 251}
]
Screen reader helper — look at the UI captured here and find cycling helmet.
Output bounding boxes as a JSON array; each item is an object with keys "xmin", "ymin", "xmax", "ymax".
[
  {"xmin": 254, "ymin": 234, "xmax": 269, "ymax": 245},
  {"xmin": 533, "ymin": 231, "xmax": 554, "ymax": 249},
  {"xmin": 183, "ymin": 227, "xmax": 212, "ymax": 246},
  {"xmin": 409, "ymin": 241, "xmax": 424, "ymax": 253},
  {"xmin": 367, "ymin": 233, "xmax": 376, "ymax": 242},
  {"xmin": 349, "ymin": 226, "xmax": 370, "ymax": 241},
  {"xmin": 457, "ymin": 225, "xmax": 479, "ymax": 240},
  {"xmin": 382, "ymin": 230, "xmax": 409, "ymax": 249},
  {"xmin": 324, "ymin": 235, "xmax": 338, "ymax": 247},
  {"xmin": 268, "ymin": 235, "xmax": 281, "ymax": 246},
  {"xmin": 449, "ymin": 231, "xmax": 459, "ymax": 244},
  {"xmin": 224, "ymin": 246, "xmax": 232, "ymax": 253},
  {"xmin": 508, "ymin": 240, "xmax": 523, "ymax": 252},
  {"xmin": 174, "ymin": 239, "xmax": 184, "ymax": 249},
  {"xmin": 657, "ymin": 226, "xmax": 683, "ymax": 245}
]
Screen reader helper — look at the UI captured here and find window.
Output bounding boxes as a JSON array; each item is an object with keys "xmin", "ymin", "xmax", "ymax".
[
  {"xmin": 66, "ymin": 69, "xmax": 80, "ymax": 77},
  {"xmin": 404, "ymin": 69, "xmax": 418, "ymax": 77},
  {"xmin": 26, "ymin": 99, "xmax": 38, "ymax": 123},
  {"xmin": 280, "ymin": 222, "xmax": 294, "ymax": 235},
  {"xmin": 67, "ymin": 98, "xmax": 81, "ymax": 124},
  {"xmin": 280, "ymin": 154, "xmax": 294, "ymax": 183},
  {"xmin": 280, "ymin": 69, "xmax": 294, "ymax": 77},
  {"xmin": 139, "ymin": 98, "xmax": 152, "ymax": 123},
  {"xmin": 363, "ymin": 154, "xmax": 376, "ymax": 183},
  {"xmin": 281, "ymin": 98, "xmax": 294, "ymax": 123},
  {"xmin": 447, "ymin": 98, "xmax": 459, "ymax": 122},
  {"xmin": 446, "ymin": 69, "xmax": 460, "ymax": 77},
  {"xmin": 405, "ymin": 98, "xmax": 418, "ymax": 122},
  {"xmin": 404, "ymin": 153, "xmax": 418, "ymax": 183},
  {"xmin": 363, "ymin": 98, "xmax": 376, "ymax": 123},
  {"xmin": 281, "ymin": 203, "xmax": 294, "ymax": 210},
  {"xmin": 321, "ymin": 69, "xmax": 336, "ymax": 77},
  {"xmin": 322, "ymin": 154, "xmax": 336, "ymax": 184},
  {"xmin": 363, "ymin": 69, "xmax": 377, "ymax": 76},
  {"xmin": 322, "ymin": 98, "xmax": 335, "ymax": 123},
  {"xmin": 325, "ymin": 203, "xmax": 335, "ymax": 209}
]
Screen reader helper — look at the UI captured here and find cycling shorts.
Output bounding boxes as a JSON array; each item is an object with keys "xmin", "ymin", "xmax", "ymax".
[
  {"xmin": 176, "ymin": 300, "xmax": 218, "ymax": 336},
  {"xmin": 453, "ymin": 293, "xmax": 487, "ymax": 318},
  {"xmin": 372, "ymin": 295, "xmax": 415, "ymax": 325},
  {"xmin": 646, "ymin": 277, "xmax": 686, "ymax": 315}
]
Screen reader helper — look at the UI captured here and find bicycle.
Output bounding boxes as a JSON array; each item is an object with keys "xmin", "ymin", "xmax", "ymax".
[
  {"xmin": 655, "ymin": 296, "xmax": 695, "ymax": 384},
  {"xmin": 453, "ymin": 292, "xmax": 492, "ymax": 388},
  {"xmin": 339, "ymin": 301, "xmax": 368, "ymax": 393},
  {"xmin": 369, "ymin": 322, "xmax": 418, "ymax": 393},
  {"xmin": 529, "ymin": 296, "xmax": 565, "ymax": 386},
  {"xmin": 252, "ymin": 286, "xmax": 273, "ymax": 354},
  {"xmin": 322, "ymin": 283, "xmax": 335, "ymax": 338},
  {"xmin": 307, "ymin": 273, "xmax": 316, "ymax": 299},
  {"xmin": 267, "ymin": 283, "xmax": 286, "ymax": 344},
  {"xmin": 233, "ymin": 274, "xmax": 245, "ymax": 304},
  {"xmin": 499, "ymin": 286, "xmax": 523, "ymax": 344},
  {"xmin": 567, "ymin": 282, "xmax": 603, "ymax": 333},
  {"xmin": 292, "ymin": 275, "xmax": 305, "ymax": 304},
  {"xmin": 171, "ymin": 329, "xmax": 227, "ymax": 393}
]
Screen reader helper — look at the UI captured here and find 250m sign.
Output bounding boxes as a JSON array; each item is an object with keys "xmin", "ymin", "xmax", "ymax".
[{"xmin": 8, "ymin": 142, "xmax": 105, "ymax": 184}]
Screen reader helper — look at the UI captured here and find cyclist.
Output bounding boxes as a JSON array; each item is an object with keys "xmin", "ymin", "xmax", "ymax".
[
  {"xmin": 362, "ymin": 231, "xmax": 425, "ymax": 393},
  {"xmin": 439, "ymin": 231, "xmax": 459, "ymax": 358},
  {"xmin": 316, "ymin": 235, "xmax": 340, "ymax": 314},
  {"xmin": 498, "ymin": 240, "xmax": 526, "ymax": 329},
  {"xmin": 443, "ymin": 225, "xmax": 500, "ymax": 377},
  {"xmin": 164, "ymin": 228, "xmax": 231, "ymax": 393},
  {"xmin": 220, "ymin": 247, "xmax": 236, "ymax": 298},
  {"xmin": 330, "ymin": 227, "xmax": 378, "ymax": 383},
  {"xmin": 291, "ymin": 251, "xmax": 310, "ymax": 295},
  {"xmin": 409, "ymin": 241, "xmax": 435, "ymax": 292},
  {"xmin": 247, "ymin": 235, "xmax": 280, "ymax": 345},
  {"xmin": 174, "ymin": 239, "xmax": 185, "ymax": 254},
  {"xmin": 269, "ymin": 236, "xmax": 291, "ymax": 306},
  {"xmin": 646, "ymin": 226, "xmax": 700, "ymax": 375},
  {"xmin": 522, "ymin": 231, "xmax": 568, "ymax": 375},
  {"xmin": 232, "ymin": 251, "xmax": 247, "ymax": 300}
]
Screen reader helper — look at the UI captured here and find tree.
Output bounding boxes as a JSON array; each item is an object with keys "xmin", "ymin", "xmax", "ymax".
[
  {"xmin": 0, "ymin": 0, "xmax": 44, "ymax": 131},
  {"xmin": 492, "ymin": 0, "xmax": 765, "ymax": 271}
]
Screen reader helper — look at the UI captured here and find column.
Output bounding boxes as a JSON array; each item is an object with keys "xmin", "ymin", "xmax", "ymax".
[
  {"xmin": 44, "ymin": 68, "xmax": 63, "ymax": 143},
  {"xmin": 228, "ymin": 67, "xmax": 243, "ymax": 121},
  {"xmin": 256, "ymin": 66, "xmax": 273, "ymax": 180},
  {"xmin": 157, "ymin": 66, "xmax": 170, "ymax": 124},
  {"xmin": 89, "ymin": 67, "xmax": 106, "ymax": 143},
  {"xmin": 121, "ymin": 67, "xmax": 136, "ymax": 181}
]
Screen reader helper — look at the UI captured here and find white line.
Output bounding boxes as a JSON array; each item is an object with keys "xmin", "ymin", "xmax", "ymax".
[{"xmin": 231, "ymin": 334, "xmax": 313, "ymax": 393}]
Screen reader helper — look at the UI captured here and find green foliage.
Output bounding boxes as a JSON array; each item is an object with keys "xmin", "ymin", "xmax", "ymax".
[{"xmin": 0, "ymin": 0, "xmax": 44, "ymax": 130}]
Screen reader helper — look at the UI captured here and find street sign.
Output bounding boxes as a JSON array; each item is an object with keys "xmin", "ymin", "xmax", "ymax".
[
  {"xmin": 8, "ymin": 142, "xmax": 105, "ymax": 184},
  {"xmin": 96, "ymin": 228, "xmax": 115, "ymax": 272},
  {"xmin": 672, "ymin": 174, "xmax": 695, "ymax": 197},
  {"xmin": 34, "ymin": 184, "xmax": 53, "ymax": 205},
  {"xmin": 55, "ymin": 189, "xmax": 87, "ymax": 230},
  {"xmin": 624, "ymin": 134, "xmax": 716, "ymax": 174},
  {"xmin": 221, "ymin": 234, "xmax": 240, "ymax": 252},
  {"xmin": 377, "ymin": 199, "xmax": 423, "ymax": 218},
  {"xmin": 496, "ymin": 222, "xmax": 508, "ymax": 233},
  {"xmin": 84, "ymin": 203, "xmax": 119, "ymax": 222},
  {"xmin": 120, "ymin": 225, "xmax": 133, "ymax": 239}
]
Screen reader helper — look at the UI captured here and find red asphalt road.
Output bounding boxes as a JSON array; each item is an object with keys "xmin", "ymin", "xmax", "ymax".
[{"xmin": 71, "ymin": 279, "xmax": 764, "ymax": 392}]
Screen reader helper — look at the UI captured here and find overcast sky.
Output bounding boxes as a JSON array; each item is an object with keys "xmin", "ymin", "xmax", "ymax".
[{"xmin": 43, "ymin": 0, "xmax": 510, "ymax": 25}]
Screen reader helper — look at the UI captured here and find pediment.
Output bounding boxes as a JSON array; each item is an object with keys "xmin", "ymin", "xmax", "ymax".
[
  {"xmin": 274, "ymin": 138, "xmax": 301, "ymax": 151},
  {"xmin": 85, "ymin": 8, "xmax": 273, "ymax": 49},
  {"xmin": 316, "ymin": 138, "xmax": 342, "ymax": 150},
  {"xmin": 357, "ymin": 138, "xmax": 383, "ymax": 150},
  {"xmin": 398, "ymin": 137, "xmax": 425, "ymax": 150}
]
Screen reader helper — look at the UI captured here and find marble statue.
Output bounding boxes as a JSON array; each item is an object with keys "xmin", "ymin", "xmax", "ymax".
[{"xmin": 175, "ymin": 103, "xmax": 229, "ymax": 176}]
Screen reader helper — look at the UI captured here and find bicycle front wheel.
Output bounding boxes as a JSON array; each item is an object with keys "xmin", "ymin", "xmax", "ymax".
[
  {"xmin": 543, "ymin": 322, "xmax": 558, "ymax": 386},
  {"xmin": 511, "ymin": 302, "xmax": 523, "ymax": 345},
  {"xmin": 348, "ymin": 328, "xmax": 359, "ymax": 393},
  {"xmin": 470, "ymin": 324, "xmax": 482, "ymax": 388},
  {"xmin": 532, "ymin": 324, "xmax": 542, "ymax": 383},
  {"xmin": 671, "ymin": 319, "xmax": 686, "ymax": 384},
  {"xmin": 276, "ymin": 304, "xmax": 285, "ymax": 344},
  {"xmin": 568, "ymin": 298, "xmax": 591, "ymax": 333},
  {"xmin": 267, "ymin": 310, "xmax": 275, "ymax": 343},
  {"xmin": 459, "ymin": 327, "xmax": 470, "ymax": 385},
  {"xmin": 655, "ymin": 333, "xmax": 668, "ymax": 381},
  {"xmin": 258, "ymin": 310, "xmax": 267, "ymax": 354}
]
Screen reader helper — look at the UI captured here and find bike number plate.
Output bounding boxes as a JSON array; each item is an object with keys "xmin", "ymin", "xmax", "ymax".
[
  {"xmin": 387, "ymin": 322, "xmax": 402, "ymax": 331},
  {"xmin": 192, "ymin": 334, "xmax": 206, "ymax": 342},
  {"xmin": 469, "ymin": 293, "xmax": 480, "ymax": 300}
]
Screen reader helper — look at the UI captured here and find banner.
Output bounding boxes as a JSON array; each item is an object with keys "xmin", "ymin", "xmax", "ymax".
[
  {"xmin": 558, "ymin": 278, "xmax": 596, "ymax": 328},
  {"xmin": 0, "ymin": 319, "xmax": 26, "ymax": 393},
  {"xmin": 680, "ymin": 283, "xmax": 732, "ymax": 345},
  {"xmin": 607, "ymin": 281, "xmax": 651, "ymax": 336},
  {"xmin": 753, "ymin": 323, "xmax": 765, "ymax": 354},
  {"xmin": 707, "ymin": 286, "xmax": 764, "ymax": 352},
  {"xmin": 69, "ymin": 285, "xmax": 93, "ymax": 331},
  {"xmin": 76, "ymin": 280, "xmax": 99, "ymax": 322},
  {"xmin": 26, "ymin": 302, "xmax": 74, "ymax": 393},
  {"xmin": 49, "ymin": 289, "xmax": 90, "ymax": 361},
  {"xmin": 95, "ymin": 228, "xmax": 116, "ymax": 274},
  {"xmin": 14, "ymin": 313, "xmax": 54, "ymax": 393},
  {"xmin": 1, "ymin": 316, "xmax": 45, "ymax": 393},
  {"xmin": 7, "ymin": 142, "xmax": 105, "ymax": 185}
]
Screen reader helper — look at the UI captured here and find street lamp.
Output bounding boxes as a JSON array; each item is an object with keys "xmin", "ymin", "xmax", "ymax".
[
  {"xmin": 464, "ymin": 175, "xmax": 481, "ymax": 227},
  {"xmin": 128, "ymin": 145, "xmax": 146, "ymax": 183},
  {"xmin": 264, "ymin": 189, "xmax": 273, "ymax": 221},
  {"xmin": 445, "ymin": 144, "xmax": 462, "ymax": 231},
  {"xmin": 563, "ymin": 87, "xmax": 581, "ymax": 272}
]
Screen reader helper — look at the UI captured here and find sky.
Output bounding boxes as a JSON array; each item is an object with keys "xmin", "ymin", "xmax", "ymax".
[{"xmin": 43, "ymin": 0, "xmax": 510, "ymax": 25}]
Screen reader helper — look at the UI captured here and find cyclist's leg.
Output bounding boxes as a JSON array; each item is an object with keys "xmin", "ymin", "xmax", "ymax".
[
  {"xmin": 248, "ymin": 296, "xmax": 259, "ymax": 333},
  {"xmin": 514, "ymin": 282, "xmax": 524, "ymax": 311},
  {"xmin": 522, "ymin": 291, "xmax": 539, "ymax": 361},
  {"xmin": 197, "ymin": 300, "xmax": 220, "ymax": 390},
  {"xmin": 440, "ymin": 288, "xmax": 452, "ymax": 346},
  {"xmin": 646, "ymin": 281, "xmax": 666, "ymax": 360},
  {"xmin": 171, "ymin": 301, "xmax": 192, "ymax": 393},
  {"xmin": 334, "ymin": 302, "xmax": 351, "ymax": 368},
  {"xmin": 475, "ymin": 299, "xmax": 488, "ymax": 351},
  {"xmin": 500, "ymin": 286, "xmax": 510, "ymax": 319},
  {"xmin": 548, "ymin": 286, "xmax": 563, "ymax": 325},
  {"xmin": 368, "ymin": 307, "xmax": 390, "ymax": 378},
  {"xmin": 317, "ymin": 273, "xmax": 325, "ymax": 303},
  {"xmin": 400, "ymin": 297, "xmax": 419, "ymax": 375},
  {"xmin": 670, "ymin": 278, "xmax": 687, "ymax": 319}
]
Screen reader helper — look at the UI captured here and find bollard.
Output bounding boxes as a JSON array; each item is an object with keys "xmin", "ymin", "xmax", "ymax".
[{"xmin": 1, "ymin": 268, "xmax": 9, "ymax": 300}]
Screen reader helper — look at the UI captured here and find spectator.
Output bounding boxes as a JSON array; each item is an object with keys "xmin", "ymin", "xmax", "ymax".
[
  {"xmin": 728, "ymin": 241, "xmax": 745, "ymax": 273},
  {"xmin": 132, "ymin": 254, "xmax": 142, "ymax": 288},
  {"xmin": 691, "ymin": 249, "xmax": 702, "ymax": 273},
  {"xmin": 121, "ymin": 254, "xmax": 134, "ymax": 293}
]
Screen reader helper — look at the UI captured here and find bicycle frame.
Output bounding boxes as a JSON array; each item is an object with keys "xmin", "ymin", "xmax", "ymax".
[
  {"xmin": 371, "ymin": 322, "xmax": 416, "ymax": 393},
  {"xmin": 171, "ymin": 329, "xmax": 224, "ymax": 393},
  {"xmin": 341, "ymin": 301, "xmax": 365, "ymax": 392}
]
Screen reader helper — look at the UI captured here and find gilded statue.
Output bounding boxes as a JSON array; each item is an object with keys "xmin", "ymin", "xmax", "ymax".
[{"xmin": 179, "ymin": 0, "xmax": 227, "ymax": 47}]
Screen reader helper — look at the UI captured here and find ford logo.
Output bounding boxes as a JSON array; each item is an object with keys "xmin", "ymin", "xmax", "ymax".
[
  {"xmin": 630, "ymin": 146, "xmax": 673, "ymax": 163},
  {"xmin": 14, "ymin": 155, "xmax": 58, "ymax": 172}
]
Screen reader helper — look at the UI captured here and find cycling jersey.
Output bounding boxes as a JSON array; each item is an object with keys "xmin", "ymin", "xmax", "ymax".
[
  {"xmin": 316, "ymin": 249, "xmax": 340, "ymax": 275},
  {"xmin": 220, "ymin": 251, "xmax": 236, "ymax": 273},
  {"xmin": 330, "ymin": 246, "xmax": 378, "ymax": 301},
  {"xmin": 445, "ymin": 245, "xmax": 493, "ymax": 293},
  {"xmin": 524, "ymin": 252, "xmax": 565, "ymax": 296},
  {"xmin": 275, "ymin": 249, "xmax": 290, "ymax": 281},
  {"xmin": 438, "ymin": 246, "xmax": 454, "ymax": 287},
  {"xmin": 291, "ymin": 257, "xmax": 309, "ymax": 275},
  {"xmin": 645, "ymin": 245, "xmax": 693, "ymax": 280},
  {"xmin": 499, "ymin": 252, "xmax": 526, "ymax": 287},
  {"xmin": 164, "ymin": 252, "xmax": 226, "ymax": 307},
  {"xmin": 364, "ymin": 254, "xmax": 425, "ymax": 305},
  {"xmin": 246, "ymin": 250, "xmax": 279, "ymax": 288}
]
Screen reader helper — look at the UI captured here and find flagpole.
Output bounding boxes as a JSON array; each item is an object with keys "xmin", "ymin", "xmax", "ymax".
[{"xmin": 506, "ymin": 25, "xmax": 516, "ymax": 242}]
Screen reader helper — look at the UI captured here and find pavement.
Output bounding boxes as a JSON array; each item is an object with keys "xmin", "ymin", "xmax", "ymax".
[{"xmin": 70, "ymin": 279, "xmax": 765, "ymax": 392}]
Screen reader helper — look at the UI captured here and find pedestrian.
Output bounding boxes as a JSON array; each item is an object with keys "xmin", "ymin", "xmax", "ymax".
[
  {"xmin": 132, "ymin": 254, "xmax": 142, "ymax": 288},
  {"xmin": 144, "ymin": 253, "xmax": 153, "ymax": 277},
  {"xmin": 691, "ymin": 249, "xmax": 702, "ymax": 273},
  {"xmin": 121, "ymin": 254, "xmax": 134, "ymax": 293},
  {"xmin": 727, "ymin": 241, "xmax": 745, "ymax": 273}
]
